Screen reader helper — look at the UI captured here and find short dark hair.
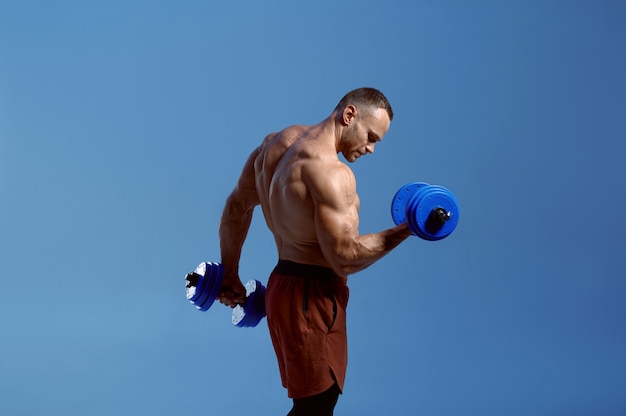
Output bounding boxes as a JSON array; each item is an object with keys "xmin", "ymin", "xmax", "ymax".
[{"xmin": 335, "ymin": 87, "xmax": 394, "ymax": 121}]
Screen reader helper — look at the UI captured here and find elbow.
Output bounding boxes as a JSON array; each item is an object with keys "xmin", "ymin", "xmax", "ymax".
[
  {"xmin": 333, "ymin": 261, "xmax": 369, "ymax": 278},
  {"xmin": 330, "ymin": 246, "xmax": 367, "ymax": 277},
  {"xmin": 222, "ymin": 191, "xmax": 256, "ymax": 219}
]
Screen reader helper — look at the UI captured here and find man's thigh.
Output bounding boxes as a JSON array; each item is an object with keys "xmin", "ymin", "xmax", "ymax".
[{"xmin": 288, "ymin": 383, "xmax": 341, "ymax": 416}]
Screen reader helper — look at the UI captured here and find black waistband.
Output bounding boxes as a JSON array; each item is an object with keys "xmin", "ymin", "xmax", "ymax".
[{"xmin": 273, "ymin": 260, "xmax": 335, "ymax": 279}]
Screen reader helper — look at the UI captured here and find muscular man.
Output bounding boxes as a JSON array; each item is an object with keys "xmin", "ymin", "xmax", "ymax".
[{"xmin": 217, "ymin": 88, "xmax": 413, "ymax": 415}]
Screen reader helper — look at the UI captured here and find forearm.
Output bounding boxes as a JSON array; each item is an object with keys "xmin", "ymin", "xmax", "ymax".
[
  {"xmin": 334, "ymin": 223, "xmax": 412, "ymax": 275},
  {"xmin": 218, "ymin": 146, "xmax": 261, "ymax": 279},
  {"xmin": 219, "ymin": 194, "xmax": 255, "ymax": 278}
]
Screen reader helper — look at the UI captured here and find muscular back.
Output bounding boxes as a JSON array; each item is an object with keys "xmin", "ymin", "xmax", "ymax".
[
  {"xmin": 253, "ymin": 123, "xmax": 359, "ymax": 269},
  {"xmin": 219, "ymin": 102, "xmax": 406, "ymax": 306},
  {"xmin": 219, "ymin": 104, "xmax": 406, "ymax": 299}
]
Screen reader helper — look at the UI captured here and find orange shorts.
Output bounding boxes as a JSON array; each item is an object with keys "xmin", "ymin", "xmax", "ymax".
[{"xmin": 266, "ymin": 260, "xmax": 349, "ymax": 399}]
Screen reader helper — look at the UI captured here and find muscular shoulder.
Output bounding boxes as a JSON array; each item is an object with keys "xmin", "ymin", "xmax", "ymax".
[
  {"xmin": 261, "ymin": 125, "xmax": 308, "ymax": 149},
  {"xmin": 301, "ymin": 157, "xmax": 357, "ymax": 209},
  {"xmin": 253, "ymin": 126, "xmax": 300, "ymax": 171}
]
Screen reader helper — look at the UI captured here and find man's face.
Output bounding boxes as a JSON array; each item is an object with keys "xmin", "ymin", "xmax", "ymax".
[{"xmin": 342, "ymin": 107, "xmax": 391, "ymax": 163}]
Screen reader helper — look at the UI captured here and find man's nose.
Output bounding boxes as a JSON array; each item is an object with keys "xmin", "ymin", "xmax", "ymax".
[{"xmin": 366, "ymin": 143, "xmax": 375, "ymax": 154}]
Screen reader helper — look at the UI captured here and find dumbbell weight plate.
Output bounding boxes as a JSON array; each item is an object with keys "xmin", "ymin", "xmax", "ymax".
[
  {"xmin": 185, "ymin": 272, "xmax": 201, "ymax": 303},
  {"xmin": 231, "ymin": 288, "xmax": 247, "ymax": 326},
  {"xmin": 191, "ymin": 262, "xmax": 217, "ymax": 311},
  {"xmin": 186, "ymin": 262, "xmax": 209, "ymax": 305},
  {"xmin": 407, "ymin": 185, "xmax": 459, "ymax": 241},
  {"xmin": 205, "ymin": 263, "xmax": 225, "ymax": 310},
  {"xmin": 198, "ymin": 262, "xmax": 225, "ymax": 311},
  {"xmin": 247, "ymin": 283, "xmax": 266, "ymax": 327},
  {"xmin": 232, "ymin": 280, "xmax": 266, "ymax": 327},
  {"xmin": 196, "ymin": 262, "xmax": 224, "ymax": 311},
  {"xmin": 391, "ymin": 182, "xmax": 429, "ymax": 226},
  {"xmin": 190, "ymin": 262, "xmax": 214, "ymax": 310},
  {"xmin": 232, "ymin": 280, "xmax": 259, "ymax": 327}
]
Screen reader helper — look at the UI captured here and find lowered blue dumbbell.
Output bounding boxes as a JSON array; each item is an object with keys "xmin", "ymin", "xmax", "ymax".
[
  {"xmin": 231, "ymin": 279, "xmax": 266, "ymax": 328},
  {"xmin": 185, "ymin": 262, "xmax": 266, "ymax": 328},
  {"xmin": 391, "ymin": 182, "xmax": 460, "ymax": 241}
]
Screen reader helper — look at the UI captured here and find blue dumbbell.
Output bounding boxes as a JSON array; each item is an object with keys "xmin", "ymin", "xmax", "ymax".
[
  {"xmin": 232, "ymin": 279, "xmax": 266, "ymax": 328},
  {"xmin": 185, "ymin": 262, "xmax": 266, "ymax": 327},
  {"xmin": 391, "ymin": 182, "xmax": 460, "ymax": 241}
]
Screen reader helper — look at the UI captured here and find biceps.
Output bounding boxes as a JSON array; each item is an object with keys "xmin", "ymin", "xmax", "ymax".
[{"xmin": 314, "ymin": 202, "xmax": 360, "ymax": 260}]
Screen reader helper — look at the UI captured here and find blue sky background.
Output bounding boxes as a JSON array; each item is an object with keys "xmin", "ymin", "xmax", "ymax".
[{"xmin": 1, "ymin": 1, "xmax": 625, "ymax": 415}]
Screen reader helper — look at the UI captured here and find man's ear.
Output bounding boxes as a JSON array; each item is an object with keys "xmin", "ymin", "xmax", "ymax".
[{"xmin": 341, "ymin": 105, "xmax": 357, "ymax": 125}]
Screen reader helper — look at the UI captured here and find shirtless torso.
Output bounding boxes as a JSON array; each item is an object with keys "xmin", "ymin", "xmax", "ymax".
[
  {"xmin": 217, "ymin": 103, "xmax": 412, "ymax": 307},
  {"xmin": 256, "ymin": 122, "xmax": 359, "ymax": 270}
]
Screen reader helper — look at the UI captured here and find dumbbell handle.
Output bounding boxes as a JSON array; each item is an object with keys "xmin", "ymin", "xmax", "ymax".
[{"xmin": 430, "ymin": 207, "xmax": 451, "ymax": 226}]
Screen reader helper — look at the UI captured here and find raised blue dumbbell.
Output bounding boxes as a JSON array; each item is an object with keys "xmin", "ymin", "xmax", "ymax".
[
  {"xmin": 391, "ymin": 182, "xmax": 460, "ymax": 241},
  {"xmin": 185, "ymin": 262, "xmax": 266, "ymax": 328}
]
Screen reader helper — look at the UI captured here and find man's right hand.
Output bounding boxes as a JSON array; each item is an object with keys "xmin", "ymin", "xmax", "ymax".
[{"xmin": 217, "ymin": 277, "xmax": 247, "ymax": 308}]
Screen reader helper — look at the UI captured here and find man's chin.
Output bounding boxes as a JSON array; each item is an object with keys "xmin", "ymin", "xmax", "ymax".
[{"xmin": 345, "ymin": 152, "xmax": 360, "ymax": 163}]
